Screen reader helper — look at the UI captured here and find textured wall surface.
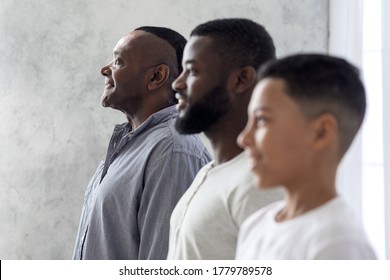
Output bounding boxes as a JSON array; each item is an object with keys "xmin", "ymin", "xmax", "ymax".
[{"xmin": 0, "ymin": 0, "xmax": 328, "ymax": 259}]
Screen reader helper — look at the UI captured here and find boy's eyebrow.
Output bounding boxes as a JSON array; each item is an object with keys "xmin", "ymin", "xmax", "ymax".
[{"xmin": 253, "ymin": 106, "xmax": 273, "ymax": 113}]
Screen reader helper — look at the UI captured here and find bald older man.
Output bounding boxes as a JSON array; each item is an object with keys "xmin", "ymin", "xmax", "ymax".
[{"xmin": 72, "ymin": 27, "xmax": 211, "ymax": 260}]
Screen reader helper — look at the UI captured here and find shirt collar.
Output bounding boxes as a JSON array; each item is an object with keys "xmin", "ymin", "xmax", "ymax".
[{"xmin": 114, "ymin": 105, "xmax": 178, "ymax": 137}]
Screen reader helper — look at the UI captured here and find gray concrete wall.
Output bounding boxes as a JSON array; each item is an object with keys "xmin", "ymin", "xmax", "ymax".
[{"xmin": 0, "ymin": 0, "xmax": 328, "ymax": 259}]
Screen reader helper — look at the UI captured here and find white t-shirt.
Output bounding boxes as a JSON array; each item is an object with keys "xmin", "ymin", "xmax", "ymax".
[
  {"xmin": 167, "ymin": 152, "xmax": 283, "ymax": 259},
  {"xmin": 236, "ymin": 197, "xmax": 377, "ymax": 259}
]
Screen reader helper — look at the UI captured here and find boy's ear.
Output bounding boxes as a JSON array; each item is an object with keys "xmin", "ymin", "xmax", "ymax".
[
  {"xmin": 311, "ymin": 113, "xmax": 338, "ymax": 151},
  {"xmin": 231, "ymin": 66, "xmax": 257, "ymax": 94},
  {"xmin": 147, "ymin": 64, "xmax": 170, "ymax": 91}
]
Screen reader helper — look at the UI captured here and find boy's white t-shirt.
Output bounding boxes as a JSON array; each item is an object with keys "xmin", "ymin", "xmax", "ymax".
[{"xmin": 236, "ymin": 196, "xmax": 377, "ymax": 259}]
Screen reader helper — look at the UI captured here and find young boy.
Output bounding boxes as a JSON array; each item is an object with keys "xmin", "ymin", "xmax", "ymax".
[{"xmin": 236, "ymin": 54, "xmax": 377, "ymax": 259}]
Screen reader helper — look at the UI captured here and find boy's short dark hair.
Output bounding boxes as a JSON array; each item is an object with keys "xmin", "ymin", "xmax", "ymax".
[
  {"xmin": 190, "ymin": 18, "xmax": 276, "ymax": 70},
  {"xmin": 257, "ymin": 54, "xmax": 366, "ymax": 158}
]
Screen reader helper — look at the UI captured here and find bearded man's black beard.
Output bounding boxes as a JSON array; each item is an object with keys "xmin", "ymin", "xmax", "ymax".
[{"xmin": 175, "ymin": 85, "xmax": 231, "ymax": 134}]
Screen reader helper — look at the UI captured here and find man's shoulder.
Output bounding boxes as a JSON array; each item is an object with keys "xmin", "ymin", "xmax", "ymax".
[
  {"xmin": 136, "ymin": 118, "xmax": 210, "ymax": 161},
  {"xmin": 165, "ymin": 118, "xmax": 210, "ymax": 155}
]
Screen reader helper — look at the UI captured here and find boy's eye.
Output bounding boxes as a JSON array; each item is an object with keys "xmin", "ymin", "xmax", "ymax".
[{"xmin": 255, "ymin": 116, "xmax": 267, "ymax": 127}]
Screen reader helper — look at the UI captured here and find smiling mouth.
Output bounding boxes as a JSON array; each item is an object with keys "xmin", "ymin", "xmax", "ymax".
[
  {"xmin": 175, "ymin": 93, "xmax": 187, "ymax": 112},
  {"xmin": 175, "ymin": 92, "xmax": 183, "ymax": 101},
  {"xmin": 247, "ymin": 152, "xmax": 263, "ymax": 170},
  {"xmin": 105, "ymin": 78, "xmax": 114, "ymax": 87},
  {"xmin": 104, "ymin": 83, "xmax": 114, "ymax": 90}
]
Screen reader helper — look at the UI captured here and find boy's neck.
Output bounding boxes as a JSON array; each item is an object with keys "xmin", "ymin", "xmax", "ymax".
[
  {"xmin": 276, "ymin": 179, "xmax": 338, "ymax": 222},
  {"xmin": 276, "ymin": 158, "xmax": 339, "ymax": 222}
]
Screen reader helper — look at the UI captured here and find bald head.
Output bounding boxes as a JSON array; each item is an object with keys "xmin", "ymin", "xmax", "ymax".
[
  {"xmin": 125, "ymin": 27, "xmax": 186, "ymax": 92},
  {"xmin": 119, "ymin": 31, "xmax": 174, "ymax": 71},
  {"xmin": 135, "ymin": 26, "xmax": 187, "ymax": 74}
]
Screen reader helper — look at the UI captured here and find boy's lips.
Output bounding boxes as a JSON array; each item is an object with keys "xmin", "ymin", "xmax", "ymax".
[{"xmin": 248, "ymin": 152, "xmax": 263, "ymax": 171}]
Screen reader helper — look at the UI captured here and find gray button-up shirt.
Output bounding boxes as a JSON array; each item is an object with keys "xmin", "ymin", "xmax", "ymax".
[{"xmin": 72, "ymin": 105, "xmax": 211, "ymax": 259}]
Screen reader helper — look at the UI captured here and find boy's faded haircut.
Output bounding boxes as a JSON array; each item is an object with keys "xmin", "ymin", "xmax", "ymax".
[{"xmin": 257, "ymin": 53, "xmax": 366, "ymax": 158}]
